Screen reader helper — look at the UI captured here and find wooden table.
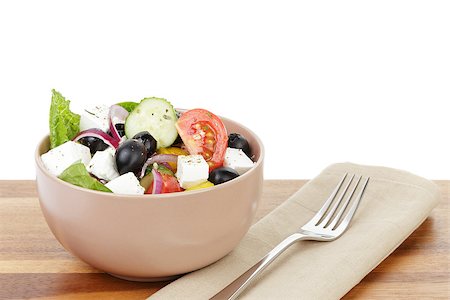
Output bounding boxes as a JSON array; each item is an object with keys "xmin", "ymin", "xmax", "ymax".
[{"xmin": 1, "ymin": 180, "xmax": 448, "ymax": 299}]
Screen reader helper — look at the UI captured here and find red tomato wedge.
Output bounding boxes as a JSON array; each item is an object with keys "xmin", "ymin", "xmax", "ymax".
[
  {"xmin": 145, "ymin": 173, "xmax": 183, "ymax": 194},
  {"xmin": 175, "ymin": 109, "xmax": 228, "ymax": 171}
]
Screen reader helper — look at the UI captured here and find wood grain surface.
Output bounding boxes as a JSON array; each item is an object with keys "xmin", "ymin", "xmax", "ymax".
[{"xmin": 0, "ymin": 180, "xmax": 448, "ymax": 299}]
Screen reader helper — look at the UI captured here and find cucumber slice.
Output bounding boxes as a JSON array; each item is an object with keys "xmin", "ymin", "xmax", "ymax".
[{"xmin": 125, "ymin": 97, "xmax": 178, "ymax": 148}]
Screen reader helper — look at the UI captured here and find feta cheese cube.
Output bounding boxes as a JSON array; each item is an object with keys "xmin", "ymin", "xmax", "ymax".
[
  {"xmin": 175, "ymin": 155, "xmax": 209, "ymax": 189},
  {"xmin": 223, "ymin": 148, "xmax": 254, "ymax": 175},
  {"xmin": 41, "ymin": 141, "xmax": 91, "ymax": 176},
  {"xmin": 87, "ymin": 148, "xmax": 119, "ymax": 181},
  {"xmin": 105, "ymin": 172, "xmax": 145, "ymax": 195},
  {"xmin": 80, "ymin": 105, "xmax": 110, "ymax": 132}
]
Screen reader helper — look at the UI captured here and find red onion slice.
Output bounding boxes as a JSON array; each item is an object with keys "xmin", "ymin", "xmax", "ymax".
[
  {"xmin": 140, "ymin": 154, "xmax": 178, "ymax": 178},
  {"xmin": 151, "ymin": 168, "xmax": 163, "ymax": 194},
  {"xmin": 73, "ymin": 129, "xmax": 120, "ymax": 149},
  {"xmin": 109, "ymin": 104, "xmax": 129, "ymax": 141}
]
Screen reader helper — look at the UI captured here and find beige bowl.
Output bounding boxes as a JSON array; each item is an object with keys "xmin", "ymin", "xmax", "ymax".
[{"xmin": 35, "ymin": 116, "xmax": 264, "ymax": 281}]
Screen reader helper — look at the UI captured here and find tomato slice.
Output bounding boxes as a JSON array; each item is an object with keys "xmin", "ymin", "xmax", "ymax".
[
  {"xmin": 161, "ymin": 174, "xmax": 183, "ymax": 193},
  {"xmin": 175, "ymin": 109, "xmax": 228, "ymax": 171},
  {"xmin": 145, "ymin": 172, "xmax": 183, "ymax": 194}
]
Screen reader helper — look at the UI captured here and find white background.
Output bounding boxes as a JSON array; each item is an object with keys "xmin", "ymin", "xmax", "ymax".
[{"xmin": 0, "ymin": 1, "xmax": 449, "ymax": 180}]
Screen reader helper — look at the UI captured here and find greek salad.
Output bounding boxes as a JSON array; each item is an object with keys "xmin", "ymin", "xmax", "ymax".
[{"xmin": 40, "ymin": 90, "xmax": 255, "ymax": 195}]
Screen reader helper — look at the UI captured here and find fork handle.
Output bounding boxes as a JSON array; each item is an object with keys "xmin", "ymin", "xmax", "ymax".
[{"xmin": 209, "ymin": 232, "xmax": 306, "ymax": 300}]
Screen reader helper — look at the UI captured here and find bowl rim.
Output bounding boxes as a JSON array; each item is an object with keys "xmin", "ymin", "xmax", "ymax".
[{"xmin": 35, "ymin": 114, "xmax": 265, "ymax": 199}]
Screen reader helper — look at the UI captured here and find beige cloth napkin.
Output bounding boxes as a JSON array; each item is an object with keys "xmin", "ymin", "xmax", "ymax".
[{"xmin": 149, "ymin": 163, "xmax": 441, "ymax": 300}]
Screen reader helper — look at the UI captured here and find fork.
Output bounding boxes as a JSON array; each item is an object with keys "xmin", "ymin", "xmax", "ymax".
[{"xmin": 210, "ymin": 173, "xmax": 370, "ymax": 300}]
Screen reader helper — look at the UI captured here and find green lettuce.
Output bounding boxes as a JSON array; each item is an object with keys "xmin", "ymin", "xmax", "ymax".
[
  {"xmin": 49, "ymin": 89, "xmax": 80, "ymax": 149},
  {"xmin": 59, "ymin": 162, "xmax": 112, "ymax": 193},
  {"xmin": 116, "ymin": 101, "xmax": 139, "ymax": 112}
]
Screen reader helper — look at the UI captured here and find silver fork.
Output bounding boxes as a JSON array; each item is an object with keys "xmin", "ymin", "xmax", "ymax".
[{"xmin": 210, "ymin": 173, "xmax": 370, "ymax": 300}]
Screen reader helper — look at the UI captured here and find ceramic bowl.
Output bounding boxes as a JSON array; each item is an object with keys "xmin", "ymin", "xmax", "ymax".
[{"xmin": 35, "ymin": 116, "xmax": 264, "ymax": 281}]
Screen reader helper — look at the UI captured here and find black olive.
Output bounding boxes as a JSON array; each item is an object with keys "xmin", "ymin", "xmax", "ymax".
[
  {"xmin": 115, "ymin": 123, "xmax": 126, "ymax": 137},
  {"xmin": 78, "ymin": 136, "xmax": 109, "ymax": 155},
  {"xmin": 208, "ymin": 167, "xmax": 239, "ymax": 185},
  {"xmin": 115, "ymin": 139, "xmax": 148, "ymax": 175},
  {"xmin": 228, "ymin": 133, "xmax": 251, "ymax": 156},
  {"xmin": 132, "ymin": 131, "xmax": 157, "ymax": 157},
  {"xmin": 171, "ymin": 134, "xmax": 183, "ymax": 147}
]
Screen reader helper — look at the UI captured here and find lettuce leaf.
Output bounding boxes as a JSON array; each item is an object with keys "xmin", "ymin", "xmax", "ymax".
[
  {"xmin": 49, "ymin": 89, "xmax": 80, "ymax": 149},
  {"xmin": 58, "ymin": 162, "xmax": 112, "ymax": 193},
  {"xmin": 116, "ymin": 101, "xmax": 139, "ymax": 112}
]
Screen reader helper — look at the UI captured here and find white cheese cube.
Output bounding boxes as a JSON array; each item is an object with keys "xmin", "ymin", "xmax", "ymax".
[
  {"xmin": 79, "ymin": 105, "xmax": 110, "ymax": 132},
  {"xmin": 87, "ymin": 148, "xmax": 119, "ymax": 181},
  {"xmin": 223, "ymin": 148, "xmax": 254, "ymax": 175},
  {"xmin": 175, "ymin": 155, "xmax": 209, "ymax": 189},
  {"xmin": 41, "ymin": 141, "xmax": 91, "ymax": 176},
  {"xmin": 105, "ymin": 172, "xmax": 145, "ymax": 195}
]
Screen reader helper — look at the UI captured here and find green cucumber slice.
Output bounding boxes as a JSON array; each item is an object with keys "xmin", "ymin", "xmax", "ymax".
[{"xmin": 125, "ymin": 97, "xmax": 178, "ymax": 148}]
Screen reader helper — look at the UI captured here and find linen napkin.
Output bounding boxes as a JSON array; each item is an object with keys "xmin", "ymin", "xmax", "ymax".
[{"xmin": 149, "ymin": 163, "xmax": 441, "ymax": 300}]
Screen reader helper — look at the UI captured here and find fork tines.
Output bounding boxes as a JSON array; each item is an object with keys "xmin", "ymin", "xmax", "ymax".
[{"xmin": 313, "ymin": 173, "xmax": 369, "ymax": 231}]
